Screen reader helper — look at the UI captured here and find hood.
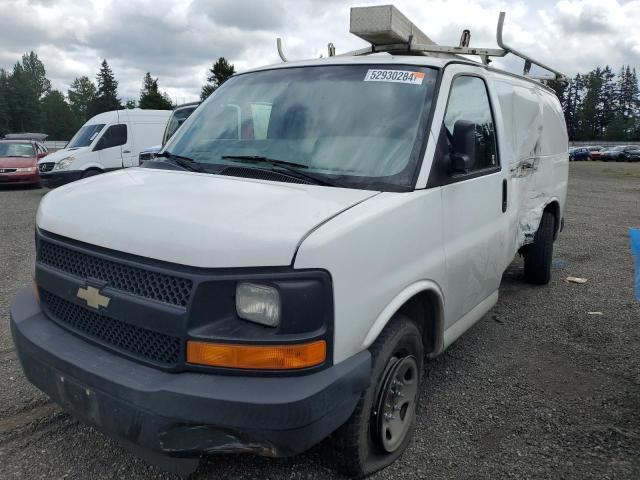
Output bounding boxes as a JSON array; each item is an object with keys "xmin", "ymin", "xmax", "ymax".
[
  {"xmin": 38, "ymin": 147, "xmax": 89, "ymax": 164},
  {"xmin": 0, "ymin": 156, "xmax": 37, "ymax": 168},
  {"xmin": 37, "ymin": 168, "xmax": 378, "ymax": 268}
]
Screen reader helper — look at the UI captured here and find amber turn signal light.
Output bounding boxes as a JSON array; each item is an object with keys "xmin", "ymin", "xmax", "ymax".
[{"xmin": 186, "ymin": 340, "xmax": 327, "ymax": 370}]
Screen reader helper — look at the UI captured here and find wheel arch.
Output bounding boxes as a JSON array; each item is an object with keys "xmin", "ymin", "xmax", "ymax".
[
  {"xmin": 362, "ymin": 281, "xmax": 445, "ymax": 358},
  {"xmin": 543, "ymin": 199, "xmax": 561, "ymax": 240}
]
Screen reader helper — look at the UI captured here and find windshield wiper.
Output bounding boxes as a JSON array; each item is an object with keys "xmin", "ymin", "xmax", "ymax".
[
  {"xmin": 156, "ymin": 151, "xmax": 205, "ymax": 172},
  {"xmin": 221, "ymin": 155, "xmax": 335, "ymax": 187}
]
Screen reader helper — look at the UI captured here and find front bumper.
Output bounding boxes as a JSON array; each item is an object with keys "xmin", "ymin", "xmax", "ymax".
[
  {"xmin": 0, "ymin": 172, "xmax": 40, "ymax": 185},
  {"xmin": 11, "ymin": 288, "xmax": 370, "ymax": 474},
  {"xmin": 39, "ymin": 170, "xmax": 83, "ymax": 188}
]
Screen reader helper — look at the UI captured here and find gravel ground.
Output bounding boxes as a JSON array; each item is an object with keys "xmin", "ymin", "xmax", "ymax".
[{"xmin": 0, "ymin": 162, "xmax": 639, "ymax": 479}]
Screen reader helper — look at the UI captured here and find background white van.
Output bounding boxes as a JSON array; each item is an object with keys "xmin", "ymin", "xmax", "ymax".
[{"xmin": 38, "ymin": 109, "xmax": 170, "ymax": 188}]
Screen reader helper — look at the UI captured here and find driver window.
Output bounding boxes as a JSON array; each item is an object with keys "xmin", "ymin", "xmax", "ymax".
[
  {"xmin": 97, "ymin": 124, "xmax": 127, "ymax": 150},
  {"xmin": 443, "ymin": 76, "xmax": 498, "ymax": 171}
]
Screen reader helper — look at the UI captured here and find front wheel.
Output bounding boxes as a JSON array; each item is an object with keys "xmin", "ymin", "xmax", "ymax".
[
  {"xmin": 328, "ymin": 316, "xmax": 423, "ymax": 477},
  {"xmin": 524, "ymin": 211, "xmax": 555, "ymax": 285},
  {"xmin": 81, "ymin": 169, "xmax": 101, "ymax": 179}
]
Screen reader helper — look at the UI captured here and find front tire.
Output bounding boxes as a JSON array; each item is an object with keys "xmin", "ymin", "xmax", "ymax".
[
  {"xmin": 524, "ymin": 211, "xmax": 555, "ymax": 285},
  {"xmin": 81, "ymin": 169, "xmax": 101, "ymax": 178},
  {"xmin": 329, "ymin": 316, "xmax": 423, "ymax": 478}
]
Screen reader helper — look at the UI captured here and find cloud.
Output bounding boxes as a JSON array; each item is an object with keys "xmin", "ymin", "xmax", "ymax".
[{"xmin": 0, "ymin": 0, "xmax": 639, "ymax": 103}]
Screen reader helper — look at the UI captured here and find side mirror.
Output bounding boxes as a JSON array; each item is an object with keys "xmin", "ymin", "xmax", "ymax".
[
  {"xmin": 37, "ymin": 152, "xmax": 47, "ymax": 159},
  {"xmin": 449, "ymin": 120, "xmax": 476, "ymax": 175}
]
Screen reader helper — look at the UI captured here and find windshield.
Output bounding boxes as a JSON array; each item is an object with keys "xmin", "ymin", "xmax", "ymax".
[
  {"xmin": 163, "ymin": 106, "xmax": 198, "ymax": 145},
  {"xmin": 67, "ymin": 124, "xmax": 106, "ymax": 149},
  {"xmin": 0, "ymin": 142, "xmax": 34, "ymax": 157},
  {"xmin": 165, "ymin": 65, "xmax": 438, "ymax": 191}
]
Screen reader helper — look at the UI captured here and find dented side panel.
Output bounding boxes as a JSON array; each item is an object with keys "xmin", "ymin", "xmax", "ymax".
[{"xmin": 493, "ymin": 77, "xmax": 568, "ymax": 254}]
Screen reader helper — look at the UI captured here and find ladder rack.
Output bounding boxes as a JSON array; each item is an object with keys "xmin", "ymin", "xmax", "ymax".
[{"xmin": 276, "ymin": 5, "xmax": 566, "ymax": 82}]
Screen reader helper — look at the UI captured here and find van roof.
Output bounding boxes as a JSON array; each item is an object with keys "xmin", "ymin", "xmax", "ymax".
[
  {"xmin": 244, "ymin": 54, "xmax": 455, "ymax": 73},
  {"xmin": 242, "ymin": 54, "xmax": 555, "ymax": 93},
  {"xmin": 86, "ymin": 109, "xmax": 171, "ymax": 125}
]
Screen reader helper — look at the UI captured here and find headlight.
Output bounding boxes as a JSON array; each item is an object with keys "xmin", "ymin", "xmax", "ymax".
[
  {"xmin": 14, "ymin": 166, "xmax": 37, "ymax": 172},
  {"xmin": 54, "ymin": 156, "xmax": 75, "ymax": 170},
  {"xmin": 236, "ymin": 282, "xmax": 280, "ymax": 327}
]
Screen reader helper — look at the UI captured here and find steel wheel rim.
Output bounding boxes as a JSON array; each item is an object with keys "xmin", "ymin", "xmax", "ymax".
[{"xmin": 374, "ymin": 355, "xmax": 419, "ymax": 453}]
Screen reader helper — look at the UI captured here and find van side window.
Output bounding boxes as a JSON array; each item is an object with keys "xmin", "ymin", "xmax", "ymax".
[
  {"xmin": 443, "ymin": 76, "xmax": 498, "ymax": 172},
  {"xmin": 96, "ymin": 124, "xmax": 127, "ymax": 150}
]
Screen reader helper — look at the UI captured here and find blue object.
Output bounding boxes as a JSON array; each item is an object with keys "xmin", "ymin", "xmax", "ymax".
[
  {"xmin": 630, "ymin": 228, "xmax": 640, "ymax": 301},
  {"xmin": 552, "ymin": 258, "xmax": 567, "ymax": 269}
]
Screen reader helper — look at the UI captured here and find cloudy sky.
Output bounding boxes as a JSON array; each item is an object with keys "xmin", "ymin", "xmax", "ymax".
[{"xmin": 1, "ymin": 0, "xmax": 639, "ymax": 103}]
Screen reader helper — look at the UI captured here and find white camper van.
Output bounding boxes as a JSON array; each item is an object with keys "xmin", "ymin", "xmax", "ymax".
[
  {"xmin": 38, "ymin": 109, "xmax": 170, "ymax": 187},
  {"xmin": 12, "ymin": 6, "xmax": 568, "ymax": 478}
]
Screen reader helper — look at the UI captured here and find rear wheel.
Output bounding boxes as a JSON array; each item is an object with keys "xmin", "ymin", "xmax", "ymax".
[
  {"xmin": 524, "ymin": 211, "xmax": 555, "ymax": 285},
  {"xmin": 329, "ymin": 316, "xmax": 423, "ymax": 478}
]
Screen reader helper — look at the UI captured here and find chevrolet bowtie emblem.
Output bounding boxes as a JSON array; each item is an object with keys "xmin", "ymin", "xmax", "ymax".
[{"xmin": 77, "ymin": 286, "xmax": 110, "ymax": 310}]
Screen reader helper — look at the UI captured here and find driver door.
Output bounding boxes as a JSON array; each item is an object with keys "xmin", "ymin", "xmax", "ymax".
[{"xmin": 95, "ymin": 124, "xmax": 127, "ymax": 169}]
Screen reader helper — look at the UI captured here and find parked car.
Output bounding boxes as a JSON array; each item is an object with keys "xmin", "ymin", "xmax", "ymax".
[
  {"xmin": 10, "ymin": 5, "xmax": 569, "ymax": 478},
  {"xmin": 0, "ymin": 133, "xmax": 48, "ymax": 186},
  {"xmin": 586, "ymin": 145, "xmax": 603, "ymax": 160},
  {"xmin": 569, "ymin": 147, "xmax": 590, "ymax": 161},
  {"xmin": 619, "ymin": 146, "xmax": 640, "ymax": 162},
  {"xmin": 37, "ymin": 109, "xmax": 171, "ymax": 188},
  {"xmin": 139, "ymin": 102, "xmax": 200, "ymax": 163},
  {"xmin": 600, "ymin": 145, "xmax": 640, "ymax": 162}
]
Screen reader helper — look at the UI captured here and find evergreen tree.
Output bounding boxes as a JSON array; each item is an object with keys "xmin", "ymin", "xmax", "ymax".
[
  {"xmin": 68, "ymin": 76, "xmax": 97, "ymax": 122},
  {"xmin": 7, "ymin": 62, "xmax": 42, "ymax": 132},
  {"xmin": 0, "ymin": 69, "xmax": 9, "ymax": 136},
  {"xmin": 201, "ymin": 57, "xmax": 235, "ymax": 100},
  {"xmin": 138, "ymin": 72, "xmax": 174, "ymax": 110},
  {"xmin": 88, "ymin": 59, "xmax": 122, "ymax": 116},
  {"xmin": 597, "ymin": 66, "xmax": 616, "ymax": 139},
  {"xmin": 575, "ymin": 69, "xmax": 602, "ymax": 140},
  {"xmin": 41, "ymin": 90, "xmax": 80, "ymax": 140}
]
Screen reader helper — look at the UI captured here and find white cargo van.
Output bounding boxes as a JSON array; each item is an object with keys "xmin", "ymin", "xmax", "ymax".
[
  {"xmin": 37, "ymin": 109, "xmax": 170, "ymax": 188},
  {"xmin": 12, "ymin": 6, "xmax": 568, "ymax": 478}
]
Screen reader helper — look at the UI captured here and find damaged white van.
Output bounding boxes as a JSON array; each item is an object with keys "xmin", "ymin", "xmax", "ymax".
[{"xmin": 11, "ymin": 6, "xmax": 568, "ymax": 478}]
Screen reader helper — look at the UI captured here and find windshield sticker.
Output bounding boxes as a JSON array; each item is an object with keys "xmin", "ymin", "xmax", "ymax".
[{"xmin": 364, "ymin": 69, "xmax": 425, "ymax": 85}]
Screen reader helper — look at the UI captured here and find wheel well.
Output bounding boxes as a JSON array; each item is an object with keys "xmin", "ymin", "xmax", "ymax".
[
  {"xmin": 543, "ymin": 201, "xmax": 561, "ymax": 240},
  {"xmin": 396, "ymin": 290, "xmax": 444, "ymax": 357}
]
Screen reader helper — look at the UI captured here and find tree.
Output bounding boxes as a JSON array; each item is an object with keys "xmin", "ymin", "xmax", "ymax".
[
  {"xmin": 21, "ymin": 51, "xmax": 51, "ymax": 99},
  {"xmin": 7, "ymin": 62, "xmax": 42, "ymax": 132},
  {"xmin": 575, "ymin": 68, "xmax": 603, "ymax": 140},
  {"xmin": 88, "ymin": 59, "xmax": 122, "ymax": 116},
  {"xmin": 125, "ymin": 99, "xmax": 137, "ymax": 109},
  {"xmin": 41, "ymin": 90, "xmax": 80, "ymax": 140},
  {"xmin": 138, "ymin": 72, "xmax": 174, "ymax": 110},
  {"xmin": 201, "ymin": 57, "xmax": 235, "ymax": 100},
  {"xmin": 68, "ymin": 76, "xmax": 97, "ymax": 123},
  {"xmin": 0, "ymin": 69, "xmax": 9, "ymax": 136}
]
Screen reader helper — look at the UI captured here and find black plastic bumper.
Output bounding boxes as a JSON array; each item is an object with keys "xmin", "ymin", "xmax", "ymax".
[
  {"xmin": 39, "ymin": 170, "xmax": 83, "ymax": 188},
  {"xmin": 10, "ymin": 288, "xmax": 371, "ymax": 474}
]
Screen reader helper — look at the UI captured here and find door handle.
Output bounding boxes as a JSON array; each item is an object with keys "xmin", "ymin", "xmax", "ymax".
[
  {"xmin": 123, "ymin": 149, "xmax": 131, "ymax": 154},
  {"xmin": 502, "ymin": 179, "xmax": 508, "ymax": 213}
]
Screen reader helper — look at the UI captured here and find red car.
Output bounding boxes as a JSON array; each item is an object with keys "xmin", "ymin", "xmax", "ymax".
[{"xmin": 0, "ymin": 134, "xmax": 49, "ymax": 187}]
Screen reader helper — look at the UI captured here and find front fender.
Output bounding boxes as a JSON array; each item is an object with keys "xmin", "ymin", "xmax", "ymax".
[{"xmin": 362, "ymin": 280, "xmax": 445, "ymax": 351}]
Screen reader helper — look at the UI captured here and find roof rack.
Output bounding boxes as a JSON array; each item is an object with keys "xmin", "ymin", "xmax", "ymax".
[
  {"xmin": 276, "ymin": 5, "xmax": 566, "ymax": 82},
  {"xmin": 3, "ymin": 133, "xmax": 48, "ymax": 141}
]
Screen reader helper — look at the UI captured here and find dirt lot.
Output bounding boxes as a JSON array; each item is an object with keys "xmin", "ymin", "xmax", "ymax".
[{"xmin": 0, "ymin": 162, "xmax": 639, "ymax": 479}]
